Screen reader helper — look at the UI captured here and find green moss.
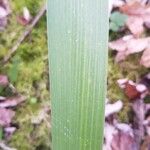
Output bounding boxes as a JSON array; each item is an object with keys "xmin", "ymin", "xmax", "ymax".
[
  {"xmin": 10, "ymin": 103, "xmax": 49, "ymax": 150},
  {"xmin": 118, "ymin": 103, "xmax": 131, "ymax": 123},
  {"xmin": 108, "ymin": 53, "xmax": 124, "ymax": 101},
  {"xmin": 0, "ymin": 0, "xmax": 50, "ymax": 149}
]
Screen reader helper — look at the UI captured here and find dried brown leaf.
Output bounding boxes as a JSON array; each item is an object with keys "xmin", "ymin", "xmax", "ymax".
[
  {"xmin": 111, "ymin": 131, "xmax": 138, "ymax": 150},
  {"xmin": 132, "ymin": 100, "xmax": 145, "ymax": 145},
  {"xmin": 0, "ymin": 0, "xmax": 11, "ymax": 14},
  {"xmin": 0, "ymin": 6, "xmax": 7, "ymax": 18},
  {"xmin": 0, "ymin": 108, "xmax": 15, "ymax": 126},
  {"xmin": 120, "ymin": 1, "xmax": 146, "ymax": 16},
  {"xmin": 0, "ymin": 96, "xmax": 26, "ymax": 108},
  {"xmin": 115, "ymin": 51, "xmax": 127, "ymax": 62},
  {"xmin": 120, "ymin": 1, "xmax": 150, "ymax": 36},
  {"xmin": 126, "ymin": 37, "xmax": 149, "ymax": 54},
  {"xmin": 0, "ymin": 0, "xmax": 10, "ymax": 30},
  {"xmin": 109, "ymin": 35, "xmax": 133, "ymax": 51},
  {"xmin": 17, "ymin": 7, "xmax": 31, "ymax": 26},
  {"xmin": 141, "ymin": 136, "xmax": 150, "ymax": 150},
  {"xmin": 105, "ymin": 100, "xmax": 123, "ymax": 117},
  {"xmin": 126, "ymin": 16, "xmax": 144, "ymax": 37},
  {"xmin": 0, "ymin": 142, "xmax": 16, "ymax": 150},
  {"xmin": 0, "ymin": 75, "xmax": 8, "ymax": 86},
  {"xmin": 109, "ymin": 36, "xmax": 150, "ymax": 62}
]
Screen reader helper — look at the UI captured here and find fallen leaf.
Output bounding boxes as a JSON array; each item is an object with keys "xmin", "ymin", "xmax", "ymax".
[
  {"xmin": 125, "ymin": 82, "xmax": 141, "ymax": 100},
  {"xmin": 0, "ymin": 142, "xmax": 16, "ymax": 150},
  {"xmin": 120, "ymin": 1, "xmax": 150, "ymax": 36},
  {"xmin": 109, "ymin": 0, "xmax": 125, "ymax": 14},
  {"xmin": 111, "ymin": 130, "xmax": 138, "ymax": 150},
  {"xmin": 116, "ymin": 123, "xmax": 133, "ymax": 136},
  {"xmin": 109, "ymin": 36, "xmax": 150, "ymax": 52},
  {"xmin": 109, "ymin": 36, "xmax": 150, "ymax": 62},
  {"xmin": 0, "ymin": 75, "xmax": 8, "ymax": 86},
  {"xmin": 17, "ymin": 7, "xmax": 31, "ymax": 26},
  {"xmin": 104, "ymin": 123, "xmax": 116, "ymax": 150},
  {"xmin": 0, "ymin": 108, "xmax": 15, "ymax": 126},
  {"xmin": 4, "ymin": 127, "xmax": 16, "ymax": 139},
  {"xmin": 4, "ymin": 127, "xmax": 16, "ymax": 134},
  {"xmin": 109, "ymin": 35, "xmax": 133, "ymax": 52},
  {"xmin": 126, "ymin": 16, "xmax": 144, "ymax": 37},
  {"xmin": 0, "ymin": 6, "xmax": 7, "ymax": 18},
  {"xmin": 115, "ymin": 51, "xmax": 127, "ymax": 62},
  {"xmin": 0, "ymin": 0, "xmax": 11, "ymax": 14},
  {"xmin": 126, "ymin": 37, "xmax": 149, "ymax": 54},
  {"xmin": 120, "ymin": 1, "xmax": 148, "ymax": 16},
  {"xmin": 105, "ymin": 100, "xmax": 123, "ymax": 117},
  {"xmin": 0, "ymin": 96, "xmax": 26, "ymax": 108},
  {"xmin": 0, "ymin": 96, "xmax": 6, "ymax": 101},
  {"xmin": 0, "ymin": 0, "xmax": 10, "ymax": 30},
  {"xmin": 141, "ymin": 136, "xmax": 150, "ymax": 150},
  {"xmin": 132, "ymin": 100, "xmax": 145, "ymax": 144},
  {"xmin": 117, "ymin": 78, "xmax": 129, "ymax": 88},
  {"xmin": 23, "ymin": 7, "xmax": 31, "ymax": 22},
  {"xmin": 117, "ymin": 79, "xmax": 148, "ymax": 100}
]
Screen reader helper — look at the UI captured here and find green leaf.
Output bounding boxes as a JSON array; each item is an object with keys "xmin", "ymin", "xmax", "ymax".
[
  {"xmin": 110, "ymin": 11, "xmax": 128, "ymax": 28},
  {"xmin": 110, "ymin": 22, "xmax": 120, "ymax": 32},
  {"xmin": 47, "ymin": 0, "xmax": 108, "ymax": 149}
]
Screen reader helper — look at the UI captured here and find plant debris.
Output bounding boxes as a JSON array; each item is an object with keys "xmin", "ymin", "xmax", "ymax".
[
  {"xmin": 0, "ymin": 108, "xmax": 15, "ymax": 127},
  {"xmin": 109, "ymin": 35, "xmax": 150, "ymax": 66},
  {"xmin": 104, "ymin": 100, "xmax": 138, "ymax": 150},
  {"xmin": 109, "ymin": 0, "xmax": 150, "ymax": 68},
  {"xmin": 0, "ymin": 75, "xmax": 9, "ymax": 86},
  {"xmin": 0, "ymin": 0, "xmax": 10, "ymax": 31},
  {"xmin": 108, "ymin": 0, "xmax": 150, "ymax": 149},
  {"xmin": 0, "ymin": 142, "xmax": 16, "ymax": 150},
  {"xmin": 17, "ymin": 7, "xmax": 32, "ymax": 26},
  {"xmin": 104, "ymin": 96, "xmax": 150, "ymax": 149},
  {"xmin": 0, "ymin": 74, "xmax": 26, "ymax": 141},
  {"xmin": 117, "ymin": 78, "xmax": 148, "ymax": 100},
  {"xmin": 0, "ymin": 0, "xmax": 50, "ymax": 149}
]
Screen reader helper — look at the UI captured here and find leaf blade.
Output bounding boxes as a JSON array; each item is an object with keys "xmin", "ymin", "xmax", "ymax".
[{"xmin": 47, "ymin": 0, "xmax": 108, "ymax": 149}]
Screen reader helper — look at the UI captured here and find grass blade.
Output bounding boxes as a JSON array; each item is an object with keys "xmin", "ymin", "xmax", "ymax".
[{"xmin": 47, "ymin": 0, "xmax": 108, "ymax": 149}]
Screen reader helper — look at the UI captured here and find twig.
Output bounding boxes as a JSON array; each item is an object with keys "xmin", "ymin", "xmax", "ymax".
[{"xmin": 2, "ymin": 4, "xmax": 46, "ymax": 64}]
